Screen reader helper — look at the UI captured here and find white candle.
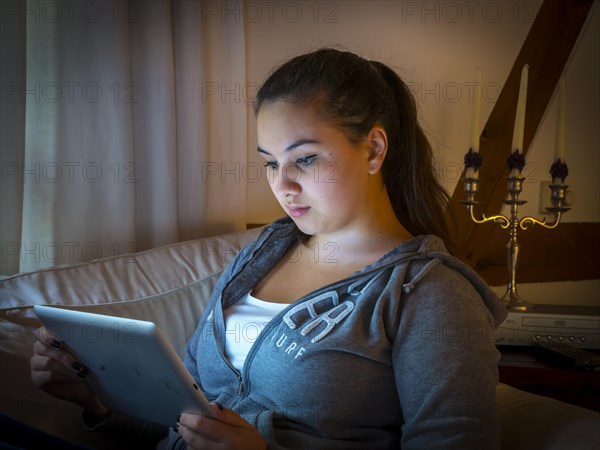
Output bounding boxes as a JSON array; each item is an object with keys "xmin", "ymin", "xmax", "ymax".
[
  {"xmin": 469, "ymin": 67, "xmax": 483, "ymax": 153},
  {"xmin": 512, "ymin": 64, "xmax": 529, "ymax": 154},
  {"xmin": 554, "ymin": 76, "xmax": 566, "ymax": 163},
  {"xmin": 465, "ymin": 166, "xmax": 476, "ymax": 179}
]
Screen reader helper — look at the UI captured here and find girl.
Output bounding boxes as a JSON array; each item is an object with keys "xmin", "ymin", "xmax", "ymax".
[{"xmin": 32, "ymin": 48, "xmax": 507, "ymax": 450}]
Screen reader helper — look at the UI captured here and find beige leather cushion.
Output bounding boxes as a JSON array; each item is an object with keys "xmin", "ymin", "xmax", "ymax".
[
  {"xmin": 0, "ymin": 227, "xmax": 262, "ymax": 355},
  {"xmin": 497, "ymin": 382, "xmax": 599, "ymax": 450},
  {"xmin": 0, "ymin": 227, "xmax": 261, "ymax": 447}
]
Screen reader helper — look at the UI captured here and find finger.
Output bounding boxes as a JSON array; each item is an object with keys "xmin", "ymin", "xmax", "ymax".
[
  {"xmin": 35, "ymin": 326, "xmax": 63, "ymax": 349},
  {"xmin": 32, "ymin": 340, "xmax": 88, "ymax": 378},
  {"xmin": 179, "ymin": 412, "xmax": 224, "ymax": 445},
  {"xmin": 30, "ymin": 352, "xmax": 78, "ymax": 380},
  {"xmin": 177, "ymin": 422, "xmax": 220, "ymax": 450},
  {"xmin": 179, "ymin": 407, "xmax": 252, "ymax": 441},
  {"xmin": 213, "ymin": 404, "xmax": 254, "ymax": 429},
  {"xmin": 179, "ymin": 408, "xmax": 266, "ymax": 450},
  {"xmin": 31, "ymin": 365, "xmax": 79, "ymax": 389},
  {"xmin": 182, "ymin": 404, "xmax": 250, "ymax": 428}
]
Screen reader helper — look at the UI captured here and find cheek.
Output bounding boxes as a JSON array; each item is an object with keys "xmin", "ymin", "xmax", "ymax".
[
  {"xmin": 319, "ymin": 161, "xmax": 339, "ymax": 184},
  {"xmin": 313, "ymin": 181, "xmax": 347, "ymax": 204},
  {"xmin": 267, "ymin": 180, "xmax": 282, "ymax": 202},
  {"xmin": 319, "ymin": 162, "xmax": 363, "ymax": 195}
]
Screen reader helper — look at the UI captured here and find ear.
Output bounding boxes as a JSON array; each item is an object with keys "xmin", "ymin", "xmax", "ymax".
[{"xmin": 365, "ymin": 126, "xmax": 388, "ymax": 174}]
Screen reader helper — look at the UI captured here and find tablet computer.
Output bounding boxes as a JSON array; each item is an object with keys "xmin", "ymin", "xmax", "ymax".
[{"xmin": 33, "ymin": 305, "xmax": 211, "ymax": 427}]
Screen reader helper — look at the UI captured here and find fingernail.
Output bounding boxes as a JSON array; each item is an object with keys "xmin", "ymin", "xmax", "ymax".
[
  {"xmin": 51, "ymin": 339, "xmax": 62, "ymax": 349},
  {"xmin": 71, "ymin": 360, "xmax": 88, "ymax": 379},
  {"xmin": 173, "ymin": 423, "xmax": 179, "ymax": 433}
]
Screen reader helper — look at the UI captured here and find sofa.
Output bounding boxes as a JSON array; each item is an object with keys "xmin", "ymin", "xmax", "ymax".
[{"xmin": 1, "ymin": 227, "xmax": 598, "ymax": 449}]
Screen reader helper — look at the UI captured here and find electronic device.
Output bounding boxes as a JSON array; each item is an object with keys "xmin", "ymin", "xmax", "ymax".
[
  {"xmin": 534, "ymin": 341, "xmax": 600, "ymax": 368},
  {"xmin": 496, "ymin": 304, "xmax": 600, "ymax": 349},
  {"xmin": 34, "ymin": 305, "xmax": 211, "ymax": 427}
]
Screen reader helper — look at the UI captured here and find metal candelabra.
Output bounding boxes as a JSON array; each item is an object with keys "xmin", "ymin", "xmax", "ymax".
[{"xmin": 461, "ymin": 153, "xmax": 571, "ymax": 311}]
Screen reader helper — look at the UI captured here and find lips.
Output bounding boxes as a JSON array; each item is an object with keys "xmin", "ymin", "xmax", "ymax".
[{"xmin": 287, "ymin": 205, "xmax": 310, "ymax": 218}]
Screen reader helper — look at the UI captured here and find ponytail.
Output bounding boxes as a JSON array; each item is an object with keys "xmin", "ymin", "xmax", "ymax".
[{"xmin": 369, "ymin": 61, "xmax": 451, "ymax": 246}]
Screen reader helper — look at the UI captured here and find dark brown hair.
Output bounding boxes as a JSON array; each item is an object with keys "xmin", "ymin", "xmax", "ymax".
[{"xmin": 254, "ymin": 48, "xmax": 450, "ymax": 245}]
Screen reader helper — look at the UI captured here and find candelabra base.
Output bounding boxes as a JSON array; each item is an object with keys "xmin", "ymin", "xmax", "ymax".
[{"xmin": 501, "ymin": 291, "xmax": 536, "ymax": 311}]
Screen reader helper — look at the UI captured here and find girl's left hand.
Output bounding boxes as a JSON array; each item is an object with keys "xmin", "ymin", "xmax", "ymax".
[{"xmin": 178, "ymin": 403, "xmax": 267, "ymax": 450}]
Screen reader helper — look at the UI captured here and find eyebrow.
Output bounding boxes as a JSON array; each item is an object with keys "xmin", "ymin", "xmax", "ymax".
[{"xmin": 257, "ymin": 139, "xmax": 320, "ymax": 155}]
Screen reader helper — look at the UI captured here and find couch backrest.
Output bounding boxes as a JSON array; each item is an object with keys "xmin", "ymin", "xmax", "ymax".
[{"xmin": 0, "ymin": 227, "xmax": 262, "ymax": 356}]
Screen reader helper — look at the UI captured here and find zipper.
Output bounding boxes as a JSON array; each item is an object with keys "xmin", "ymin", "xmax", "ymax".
[
  {"xmin": 213, "ymin": 318, "xmax": 244, "ymax": 395},
  {"xmin": 210, "ymin": 224, "xmax": 280, "ymax": 398}
]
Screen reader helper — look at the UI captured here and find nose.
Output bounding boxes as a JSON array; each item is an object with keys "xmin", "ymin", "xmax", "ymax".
[{"xmin": 272, "ymin": 163, "xmax": 301, "ymax": 198}]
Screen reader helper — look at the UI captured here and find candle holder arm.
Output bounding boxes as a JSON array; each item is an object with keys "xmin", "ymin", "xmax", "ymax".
[
  {"xmin": 460, "ymin": 179, "xmax": 511, "ymax": 228},
  {"xmin": 520, "ymin": 183, "xmax": 571, "ymax": 230},
  {"xmin": 464, "ymin": 204, "xmax": 511, "ymax": 228},
  {"xmin": 519, "ymin": 211, "xmax": 566, "ymax": 230}
]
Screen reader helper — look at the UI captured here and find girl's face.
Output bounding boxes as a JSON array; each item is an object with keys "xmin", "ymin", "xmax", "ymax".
[{"xmin": 257, "ymin": 100, "xmax": 384, "ymax": 238}]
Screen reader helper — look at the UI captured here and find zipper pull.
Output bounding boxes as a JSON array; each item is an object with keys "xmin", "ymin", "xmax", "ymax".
[{"xmin": 236, "ymin": 375, "xmax": 243, "ymax": 395}]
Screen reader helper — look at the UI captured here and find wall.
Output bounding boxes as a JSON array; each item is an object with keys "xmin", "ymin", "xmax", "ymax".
[{"xmin": 243, "ymin": 1, "xmax": 599, "ymax": 307}]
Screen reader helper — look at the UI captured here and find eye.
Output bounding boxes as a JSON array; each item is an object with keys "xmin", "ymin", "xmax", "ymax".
[
  {"xmin": 296, "ymin": 155, "xmax": 317, "ymax": 166},
  {"xmin": 263, "ymin": 161, "xmax": 279, "ymax": 170}
]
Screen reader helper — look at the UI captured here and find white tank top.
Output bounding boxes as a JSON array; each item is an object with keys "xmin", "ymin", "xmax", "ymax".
[{"xmin": 223, "ymin": 292, "xmax": 287, "ymax": 371}]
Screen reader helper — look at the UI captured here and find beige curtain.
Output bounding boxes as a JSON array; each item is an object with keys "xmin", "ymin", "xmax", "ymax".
[{"xmin": 1, "ymin": 0, "xmax": 248, "ymax": 275}]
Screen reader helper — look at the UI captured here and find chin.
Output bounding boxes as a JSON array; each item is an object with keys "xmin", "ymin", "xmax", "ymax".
[{"xmin": 289, "ymin": 217, "xmax": 318, "ymax": 236}]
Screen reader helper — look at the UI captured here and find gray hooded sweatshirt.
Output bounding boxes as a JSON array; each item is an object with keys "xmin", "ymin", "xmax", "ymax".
[{"xmin": 163, "ymin": 217, "xmax": 508, "ymax": 450}]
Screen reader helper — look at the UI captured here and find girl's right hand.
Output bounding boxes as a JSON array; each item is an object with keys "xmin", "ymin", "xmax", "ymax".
[{"xmin": 30, "ymin": 327, "xmax": 110, "ymax": 419}]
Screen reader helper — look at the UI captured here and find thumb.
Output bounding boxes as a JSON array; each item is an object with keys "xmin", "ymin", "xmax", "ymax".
[{"xmin": 210, "ymin": 403, "xmax": 253, "ymax": 429}]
